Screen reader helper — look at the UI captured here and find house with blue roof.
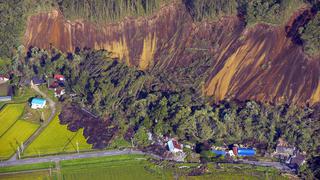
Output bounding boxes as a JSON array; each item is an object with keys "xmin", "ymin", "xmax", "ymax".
[{"xmin": 31, "ymin": 98, "xmax": 46, "ymax": 109}]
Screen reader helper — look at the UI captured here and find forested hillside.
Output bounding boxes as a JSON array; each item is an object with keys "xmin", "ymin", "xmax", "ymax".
[{"xmin": 13, "ymin": 47, "xmax": 320, "ymax": 178}]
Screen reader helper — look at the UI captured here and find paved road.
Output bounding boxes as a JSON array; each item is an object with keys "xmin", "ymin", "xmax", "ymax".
[
  {"xmin": 238, "ymin": 159, "xmax": 294, "ymax": 172},
  {"xmin": 9, "ymin": 84, "xmax": 56, "ymax": 161},
  {"xmin": 1, "ymin": 150, "xmax": 155, "ymax": 167}
]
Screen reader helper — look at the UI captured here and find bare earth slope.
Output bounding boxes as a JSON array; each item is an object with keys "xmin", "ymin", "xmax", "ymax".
[{"xmin": 24, "ymin": 2, "xmax": 320, "ymax": 105}]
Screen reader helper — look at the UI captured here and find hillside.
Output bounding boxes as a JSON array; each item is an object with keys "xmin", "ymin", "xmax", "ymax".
[{"xmin": 23, "ymin": 1, "xmax": 320, "ymax": 105}]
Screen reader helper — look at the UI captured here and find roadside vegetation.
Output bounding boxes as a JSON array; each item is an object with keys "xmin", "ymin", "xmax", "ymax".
[{"xmin": 0, "ymin": 162, "xmax": 55, "ymax": 174}]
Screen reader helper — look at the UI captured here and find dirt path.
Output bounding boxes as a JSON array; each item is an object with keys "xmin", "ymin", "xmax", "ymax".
[{"xmin": 9, "ymin": 84, "xmax": 56, "ymax": 161}]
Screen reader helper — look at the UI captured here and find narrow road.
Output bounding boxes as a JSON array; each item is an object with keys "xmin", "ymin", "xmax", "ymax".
[
  {"xmin": 9, "ymin": 84, "xmax": 56, "ymax": 161},
  {"xmin": 1, "ymin": 150, "xmax": 155, "ymax": 167},
  {"xmin": 238, "ymin": 159, "xmax": 294, "ymax": 172}
]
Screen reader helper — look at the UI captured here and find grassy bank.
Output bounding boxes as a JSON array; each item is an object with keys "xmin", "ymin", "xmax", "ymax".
[{"xmin": 0, "ymin": 162, "xmax": 55, "ymax": 174}]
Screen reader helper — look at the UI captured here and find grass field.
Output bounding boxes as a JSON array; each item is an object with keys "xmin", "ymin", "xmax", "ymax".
[
  {"xmin": 23, "ymin": 115, "xmax": 91, "ymax": 157},
  {"xmin": 0, "ymin": 120, "xmax": 39, "ymax": 160},
  {"xmin": 0, "ymin": 103, "xmax": 25, "ymax": 137}
]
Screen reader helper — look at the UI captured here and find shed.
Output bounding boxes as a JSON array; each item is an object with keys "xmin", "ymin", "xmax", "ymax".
[
  {"xmin": 237, "ymin": 148, "xmax": 256, "ymax": 156},
  {"xmin": 0, "ymin": 96, "xmax": 12, "ymax": 102},
  {"xmin": 31, "ymin": 98, "xmax": 46, "ymax": 109},
  {"xmin": 212, "ymin": 150, "xmax": 226, "ymax": 156}
]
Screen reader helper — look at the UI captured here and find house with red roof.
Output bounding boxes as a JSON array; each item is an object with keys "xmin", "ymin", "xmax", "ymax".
[{"xmin": 54, "ymin": 74, "xmax": 65, "ymax": 82}]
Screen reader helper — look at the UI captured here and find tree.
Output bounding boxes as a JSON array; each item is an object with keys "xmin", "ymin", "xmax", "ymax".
[{"xmin": 133, "ymin": 126, "xmax": 149, "ymax": 146}]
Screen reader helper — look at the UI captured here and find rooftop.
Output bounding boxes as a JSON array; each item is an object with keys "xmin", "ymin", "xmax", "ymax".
[{"xmin": 31, "ymin": 98, "xmax": 46, "ymax": 105}]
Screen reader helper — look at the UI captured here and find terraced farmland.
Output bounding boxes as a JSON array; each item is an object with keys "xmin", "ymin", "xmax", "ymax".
[
  {"xmin": 0, "ymin": 120, "xmax": 39, "ymax": 160},
  {"xmin": 0, "ymin": 104, "xmax": 25, "ymax": 136},
  {"xmin": 24, "ymin": 115, "xmax": 91, "ymax": 157}
]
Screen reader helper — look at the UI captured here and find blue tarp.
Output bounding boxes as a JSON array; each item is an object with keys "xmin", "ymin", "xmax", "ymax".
[
  {"xmin": 238, "ymin": 148, "xmax": 256, "ymax": 156},
  {"xmin": 31, "ymin": 98, "xmax": 46, "ymax": 106},
  {"xmin": 212, "ymin": 150, "xmax": 226, "ymax": 156}
]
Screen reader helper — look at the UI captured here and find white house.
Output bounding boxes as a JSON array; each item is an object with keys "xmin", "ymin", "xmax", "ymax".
[
  {"xmin": 54, "ymin": 88, "xmax": 65, "ymax": 97},
  {"xmin": 31, "ymin": 98, "xmax": 46, "ymax": 109},
  {"xmin": 167, "ymin": 139, "xmax": 183, "ymax": 153},
  {"xmin": 0, "ymin": 75, "xmax": 9, "ymax": 83}
]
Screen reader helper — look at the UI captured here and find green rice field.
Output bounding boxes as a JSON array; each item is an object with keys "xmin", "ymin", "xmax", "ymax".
[
  {"xmin": 0, "ymin": 120, "xmax": 39, "ymax": 160},
  {"xmin": 23, "ymin": 115, "xmax": 91, "ymax": 157},
  {"xmin": 0, "ymin": 103, "xmax": 25, "ymax": 136}
]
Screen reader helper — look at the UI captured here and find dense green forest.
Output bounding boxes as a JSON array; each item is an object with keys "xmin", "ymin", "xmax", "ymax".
[
  {"xmin": 300, "ymin": 11, "xmax": 320, "ymax": 56},
  {"xmin": 57, "ymin": 0, "xmax": 168, "ymax": 22}
]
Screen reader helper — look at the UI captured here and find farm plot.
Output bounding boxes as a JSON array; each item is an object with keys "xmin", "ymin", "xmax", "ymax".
[
  {"xmin": 23, "ymin": 115, "xmax": 91, "ymax": 157},
  {"xmin": 0, "ymin": 120, "xmax": 39, "ymax": 160},
  {"xmin": 0, "ymin": 103, "xmax": 25, "ymax": 137}
]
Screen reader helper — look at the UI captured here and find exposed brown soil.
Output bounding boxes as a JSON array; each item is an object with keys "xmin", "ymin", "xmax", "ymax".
[
  {"xmin": 59, "ymin": 104, "xmax": 118, "ymax": 149},
  {"xmin": 24, "ymin": 2, "xmax": 320, "ymax": 105}
]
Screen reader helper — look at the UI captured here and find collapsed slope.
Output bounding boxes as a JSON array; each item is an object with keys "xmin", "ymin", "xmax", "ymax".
[{"xmin": 24, "ymin": 2, "xmax": 319, "ymax": 105}]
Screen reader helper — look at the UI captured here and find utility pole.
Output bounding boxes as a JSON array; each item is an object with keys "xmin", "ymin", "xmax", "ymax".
[
  {"xmin": 20, "ymin": 142, "xmax": 24, "ymax": 152},
  {"xmin": 76, "ymin": 141, "xmax": 79, "ymax": 154},
  {"xmin": 41, "ymin": 112, "xmax": 44, "ymax": 122},
  {"xmin": 17, "ymin": 147, "xmax": 20, "ymax": 159},
  {"xmin": 131, "ymin": 138, "xmax": 134, "ymax": 148}
]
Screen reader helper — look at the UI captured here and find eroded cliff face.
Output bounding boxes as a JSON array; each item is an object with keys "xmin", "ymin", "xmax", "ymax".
[{"xmin": 24, "ymin": 2, "xmax": 320, "ymax": 105}]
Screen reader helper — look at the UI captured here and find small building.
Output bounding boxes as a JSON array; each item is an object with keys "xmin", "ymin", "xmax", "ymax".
[
  {"xmin": 212, "ymin": 149, "xmax": 226, "ymax": 156},
  {"xmin": 237, "ymin": 148, "xmax": 256, "ymax": 156},
  {"xmin": 167, "ymin": 139, "xmax": 183, "ymax": 153},
  {"xmin": 31, "ymin": 98, "xmax": 46, "ymax": 109},
  {"xmin": 232, "ymin": 146, "xmax": 239, "ymax": 156},
  {"xmin": 32, "ymin": 76, "xmax": 46, "ymax": 86},
  {"xmin": 49, "ymin": 81, "xmax": 59, "ymax": 89},
  {"xmin": 54, "ymin": 74, "xmax": 65, "ymax": 82},
  {"xmin": 0, "ymin": 75, "xmax": 9, "ymax": 83},
  {"xmin": 54, "ymin": 88, "xmax": 65, "ymax": 97},
  {"xmin": 228, "ymin": 150, "xmax": 235, "ymax": 157},
  {"xmin": 0, "ymin": 96, "xmax": 12, "ymax": 102}
]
